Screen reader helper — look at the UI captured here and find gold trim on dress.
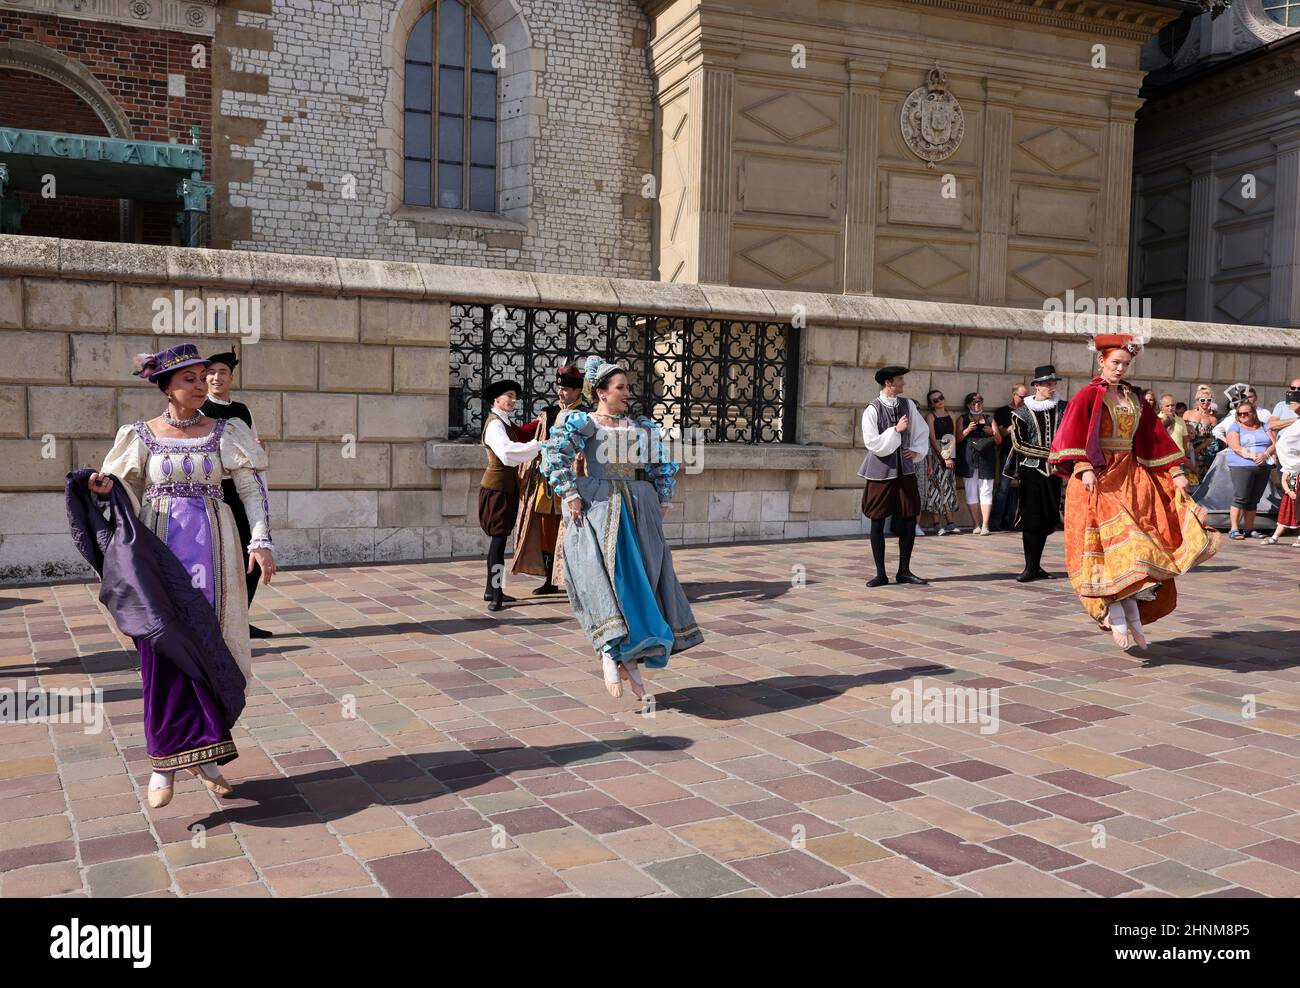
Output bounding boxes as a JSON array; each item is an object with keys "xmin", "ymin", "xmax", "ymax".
[{"xmin": 151, "ymin": 740, "xmax": 236, "ymax": 771}]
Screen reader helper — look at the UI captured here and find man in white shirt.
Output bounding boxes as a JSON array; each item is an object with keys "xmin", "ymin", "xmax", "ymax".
[
  {"xmin": 1267, "ymin": 377, "xmax": 1300, "ymax": 436},
  {"xmin": 858, "ymin": 365, "xmax": 931, "ymax": 587},
  {"xmin": 479, "ymin": 379, "xmax": 543, "ymax": 611}
]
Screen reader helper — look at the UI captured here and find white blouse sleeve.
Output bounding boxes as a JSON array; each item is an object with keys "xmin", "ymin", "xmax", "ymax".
[
  {"xmin": 862, "ymin": 405, "xmax": 902, "ymax": 457},
  {"xmin": 219, "ymin": 419, "xmax": 273, "ymax": 552},
  {"xmin": 485, "ymin": 418, "xmax": 541, "ymax": 467},
  {"xmin": 908, "ymin": 403, "xmax": 931, "ymax": 460},
  {"xmin": 99, "ymin": 424, "xmax": 147, "ymax": 514}
]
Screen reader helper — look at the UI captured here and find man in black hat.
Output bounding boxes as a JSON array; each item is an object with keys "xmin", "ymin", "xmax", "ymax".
[
  {"xmin": 479, "ymin": 379, "xmax": 543, "ymax": 611},
  {"xmin": 202, "ymin": 350, "xmax": 274, "ymax": 638},
  {"xmin": 1005, "ymin": 365, "xmax": 1066, "ymax": 582},
  {"xmin": 857, "ymin": 365, "xmax": 931, "ymax": 587},
  {"xmin": 512, "ymin": 364, "xmax": 587, "ymax": 595}
]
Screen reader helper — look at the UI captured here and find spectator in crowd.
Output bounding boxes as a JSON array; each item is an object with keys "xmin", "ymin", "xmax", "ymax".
[
  {"xmin": 921, "ymin": 388, "xmax": 961, "ymax": 534},
  {"xmin": 957, "ymin": 391, "xmax": 1001, "ymax": 535},
  {"xmin": 1223, "ymin": 400, "xmax": 1275, "ymax": 539},
  {"xmin": 1266, "ymin": 377, "xmax": 1300, "ymax": 436},
  {"xmin": 1175, "ymin": 401, "xmax": 1188, "ymax": 416},
  {"xmin": 1183, "ymin": 384, "xmax": 1219, "ymax": 481},
  {"xmin": 991, "ymin": 383, "xmax": 1028, "ymax": 531},
  {"xmin": 1158, "ymin": 393, "xmax": 1194, "ymax": 483},
  {"xmin": 1263, "ymin": 387, "xmax": 1300, "ymax": 546}
]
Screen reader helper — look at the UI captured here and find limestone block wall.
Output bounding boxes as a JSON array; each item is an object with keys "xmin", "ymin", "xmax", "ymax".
[
  {"xmin": 2, "ymin": 234, "xmax": 1298, "ymax": 584},
  {"xmin": 213, "ymin": 0, "xmax": 655, "ymax": 279}
]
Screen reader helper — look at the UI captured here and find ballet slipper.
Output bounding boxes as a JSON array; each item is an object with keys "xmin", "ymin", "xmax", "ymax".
[
  {"xmin": 189, "ymin": 765, "xmax": 234, "ymax": 798},
  {"xmin": 601, "ymin": 654, "xmax": 622, "ymax": 699},
  {"xmin": 147, "ymin": 774, "xmax": 173, "ymax": 809},
  {"xmin": 1129, "ymin": 625, "xmax": 1148, "ymax": 650},
  {"xmin": 1110, "ymin": 625, "xmax": 1132, "ymax": 651}
]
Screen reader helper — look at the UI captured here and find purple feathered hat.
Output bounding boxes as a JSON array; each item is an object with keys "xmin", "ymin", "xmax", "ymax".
[{"xmin": 132, "ymin": 343, "xmax": 208, "ymax": 382}]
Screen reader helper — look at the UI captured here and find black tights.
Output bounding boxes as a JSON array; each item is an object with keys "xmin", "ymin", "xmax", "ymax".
[
  {"xmin": 870, "ymin": 515, "xmax": 917, "ymax": 579},
  {"xmin": 486, "ymin": 535, "xmax": 508, "ymax": 595},
  {"xmin": 1022, "ymin": 528, "xmax": 1050, "ymax": 572}
]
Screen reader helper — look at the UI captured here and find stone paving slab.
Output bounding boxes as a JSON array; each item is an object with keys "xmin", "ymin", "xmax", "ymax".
[{"xmin": 0, "ymin": 531, "xmax": 1296, "ymax": 897}]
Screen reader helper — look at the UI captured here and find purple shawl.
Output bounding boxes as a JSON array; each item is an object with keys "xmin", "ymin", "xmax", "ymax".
[{"xmin": 65, "ymin": 468, "xmax": 247, "ymax": 729}]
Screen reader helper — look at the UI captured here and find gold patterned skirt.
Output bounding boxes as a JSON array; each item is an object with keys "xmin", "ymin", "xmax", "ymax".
[{"xmin": 1063, "ymin": 450, "xmax": 1219, "ymax": 627}]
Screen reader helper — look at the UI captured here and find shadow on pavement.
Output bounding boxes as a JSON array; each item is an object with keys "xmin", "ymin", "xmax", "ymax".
[
  {"xmin": 1139, "ymin": 629, "xmax": 1299, "ymax": 672},
  {"xmin": 185, "ymin": 735, "xmax": 695, "ymax": 831},
  {"xmin": 684, "ymin": 579, "xmax": 808, "ymax": 603},
  {"xmin": 656, "ymin": 666, "xmax": 954, "ymax": 720}
]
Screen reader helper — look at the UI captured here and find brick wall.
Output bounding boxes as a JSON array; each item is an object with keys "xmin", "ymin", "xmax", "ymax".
[{"xmin": 0, "ymin": 11, "xmax": 214, "ymax": 244}]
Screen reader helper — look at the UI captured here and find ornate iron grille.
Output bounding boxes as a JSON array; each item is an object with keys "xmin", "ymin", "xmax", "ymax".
[{"xmin": 448, "ymin": 304, "xmax": 799, "ymax": 443}]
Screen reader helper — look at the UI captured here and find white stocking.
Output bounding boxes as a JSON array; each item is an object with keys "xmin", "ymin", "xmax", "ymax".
[
  {"xmin": 197, "ymin": 762, "xmax": 222, "ymax": 780},
  {"xmin": 1106, "ymin": 601, "xmax": 1127, "ymax": 634},
  {"xmin": 1120, "ymin": 598, "xmax": 1145, "ymax": 638},
  {"xmin": 149, "ymin": 771, "xmax": 174, "ymax": 791}
]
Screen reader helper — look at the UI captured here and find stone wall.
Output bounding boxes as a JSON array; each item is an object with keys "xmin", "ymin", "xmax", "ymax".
[
  {"xmin": 2, "ymin": 234, "xmax": 1299, "ymax": 584},
  {"xmin": 213, "ymin": 0, "xmax": 655, "ymax": 279}
]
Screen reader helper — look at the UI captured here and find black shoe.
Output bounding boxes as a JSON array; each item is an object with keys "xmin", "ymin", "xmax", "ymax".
[
  {"xmin": 483, "ymin": 590, "xmax": 493, "ymax": 601},
  {"xmin": 1015, "ymin": 568, "xmax": 1036, "ymax": 583},
  {"xmin": 488, "ymin": 599, "xmax": 504, "ymax": 612},
  {"xmin": 895, "ymin": 573, "xmax": 929, "ymax": 586},
  {"xmin": 866, "ymin": 575, "xmax": 890, "ymax": 588},
  {"xmin": 533, "ymin": 582, "xmax": 562, "ymax": 595},
  {"xmin": 1034, "ymin": 568, "xmax": 1055, "ymax": 580},
  {"xmin": 249, "ymin": 624, "xmax": 273, "ymax": 638}
]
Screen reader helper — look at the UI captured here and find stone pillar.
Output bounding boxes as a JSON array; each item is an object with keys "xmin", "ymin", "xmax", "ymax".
[
  {"xmin": 1184, "ymin": 153, "xmax": 1217, "ymax": 322},
  {"xmin": 977, "ymin": 80, "xmax": 1019, "ymax": 305},
  {"xmin": 1269, "ymin": 134, "xmax": 1300, "ymax": 328},
  {"xmin": 1102, "ymin": 96, "xmax": 1143, "ymax": 299},
  {"xmin": 843, "ymin": 62, "xmax": 884, "ymax": 295},
  {"xmin": 684, "ymin": 40, "xmax": 737, "ymax": 285},
  {"xmin": 1128, "ymin": 172, "xmax": 1144, "ymax": 300}
]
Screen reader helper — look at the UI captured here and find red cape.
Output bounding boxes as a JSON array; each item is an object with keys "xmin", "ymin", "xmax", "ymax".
[{"xmin": 1048, "ymin": 378, "xmax": 1185, "ymax": 477}]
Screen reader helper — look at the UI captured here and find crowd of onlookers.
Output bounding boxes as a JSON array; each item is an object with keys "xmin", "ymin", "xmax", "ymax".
[{"xmin": 911, "ymin": 376, "xmax": 1300, "ymax": 544}]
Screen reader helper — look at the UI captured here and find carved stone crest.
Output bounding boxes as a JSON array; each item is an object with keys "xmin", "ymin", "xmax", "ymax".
[{"xmin": 900, "ymin": 65, "xmax": 965, "ymax": 168}]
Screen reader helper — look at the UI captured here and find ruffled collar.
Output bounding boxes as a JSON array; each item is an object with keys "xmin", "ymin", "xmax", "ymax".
[
  {"xmin": 205, "ymin": 395, "xmax": 232, "ymax": 406},
  {"xmin": 1025, "ymin": 396, "xmax": 1058, "ymax": 412}
]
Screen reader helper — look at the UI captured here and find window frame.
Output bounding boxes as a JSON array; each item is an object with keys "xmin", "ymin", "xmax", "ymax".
[{"xmin": 403, "ymin": 0, "xmax": 498, "ymax": 213}]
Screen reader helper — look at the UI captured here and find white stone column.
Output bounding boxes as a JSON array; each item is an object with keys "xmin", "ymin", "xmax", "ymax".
[
  {"xmin": 844, "ymin": 62, "xmax": 884, "ymax": 295},
  {"xmin": 1103, "ymin": 95, "xmax": 1143, "ymax": 299},
  {"xmin": 684, "ymin": 41, "xmax": 737, "ymax": 285},
  {"xmin": 1128, "ymin": 172, "xmax": 1144, "ymax": 301},
  {"xmin": 977, "ymin": 80, "xmax": 1019, "ymax": 304},
  {"xmin": 1269, "ymin": 135, "xmax": 1300, "ymax": 327},
  {"xmin": 1184, "ymin": 153, "xmax": 1217, "ymax": 322}
]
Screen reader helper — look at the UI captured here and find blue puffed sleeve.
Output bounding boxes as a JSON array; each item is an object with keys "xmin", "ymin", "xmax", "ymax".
[
  {"xmin": 639, "ymin": 418, "xmax": 679, "ymax": 503},
  {"xmin": 540, "ymin": 410, "xmax": 593, "ymax": 500}
]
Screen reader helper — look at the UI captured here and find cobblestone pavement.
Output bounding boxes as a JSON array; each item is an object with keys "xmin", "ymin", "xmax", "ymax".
[{"xmin": 1, "ymin": 530, "xmax": 1297, "ymax": 898}]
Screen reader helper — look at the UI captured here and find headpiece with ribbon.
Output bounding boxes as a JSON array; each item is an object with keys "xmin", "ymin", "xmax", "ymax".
[{"xmin": 582, "ymin": 355, "xmax": 625, "ymax": 404}]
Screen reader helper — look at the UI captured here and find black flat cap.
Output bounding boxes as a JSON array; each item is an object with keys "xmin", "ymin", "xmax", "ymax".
[
  {"xmin": 205, "ymin": 350, "xmax": 239, "ymax": 370},
  {"xmin": 483, "ymin": 379, "xmax": 523, "ymax": 404},
  {"xmin": 875, "ymin": 365, "xmax": 909, "ymax": 386}
]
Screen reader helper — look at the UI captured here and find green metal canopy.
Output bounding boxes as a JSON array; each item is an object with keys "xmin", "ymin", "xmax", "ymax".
[{"xmin": 0, "ymin": 125, "xmax": 213, "ymax": 243}]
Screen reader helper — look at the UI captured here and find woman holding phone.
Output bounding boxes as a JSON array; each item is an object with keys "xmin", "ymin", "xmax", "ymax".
[{"xmin": 956, "ymin": 392, "xmax": 1001, "ymax": 535}]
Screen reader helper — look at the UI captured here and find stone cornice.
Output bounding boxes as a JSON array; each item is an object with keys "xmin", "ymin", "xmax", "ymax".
[
  {"xmin": 641, "ymin": 0, "xmax": 1188, "ymax": 41},
  {"xmin": 2, "ymin": 235, "xmax": 1297, "ymax": 353},
  {"xmin": 1142, "ymin": 37, "xmax": 1300, "ymax": 113},
  {"xmin": 0, "ymin": 0, "xmax": 217, "ymax": 37}
]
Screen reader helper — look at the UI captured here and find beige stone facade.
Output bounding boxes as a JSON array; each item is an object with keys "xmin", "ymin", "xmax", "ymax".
[
  {"xmin": 3, "ymin": 234, "xmax": 1299, "ymax": 583},
  {"xmin": 643, "ymin": 0, "xmax": 1183, "ymax": 301},
  {"xmin": 1133, "ymin": 1, "xmax": 1300, "ymax": 326}
]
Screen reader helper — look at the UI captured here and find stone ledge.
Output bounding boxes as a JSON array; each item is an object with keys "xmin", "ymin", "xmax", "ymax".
[{"xmin": 4, "ymin": 237, "xmax": 1298, "ymax": 352}]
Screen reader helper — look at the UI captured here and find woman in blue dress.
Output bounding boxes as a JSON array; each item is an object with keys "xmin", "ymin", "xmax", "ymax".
[{"xmin": 541, "ymin": 357, "xmax": 704, "ymax": 698}]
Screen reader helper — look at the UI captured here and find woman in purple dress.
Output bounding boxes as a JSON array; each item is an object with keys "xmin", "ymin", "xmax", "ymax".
[{"xmin": 87, "ymin": 344, "xmax": 275, "ymax": 808}]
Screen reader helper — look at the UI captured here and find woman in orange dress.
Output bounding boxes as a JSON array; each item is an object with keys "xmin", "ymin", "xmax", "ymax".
[{"xmin": 1048, "ymin": 334, "xmax": 1219, "ymax": 650}]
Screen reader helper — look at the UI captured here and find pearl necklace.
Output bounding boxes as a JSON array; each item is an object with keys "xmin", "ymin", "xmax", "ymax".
[{"xmin": 165, "ymin": 409, "xmax": 204, "ymax": 428}]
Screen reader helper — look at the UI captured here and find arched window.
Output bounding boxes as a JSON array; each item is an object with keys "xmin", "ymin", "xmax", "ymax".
[
  {"xmin": 404, "ymin": 0, "xmax": 498, "ymax": 212},
  {"xmin": 1263, "ymin": 0, "xmax": 1300, "ymax": 26}
]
